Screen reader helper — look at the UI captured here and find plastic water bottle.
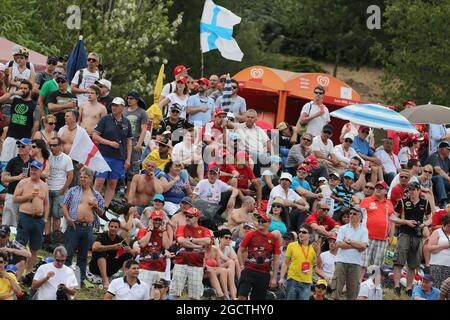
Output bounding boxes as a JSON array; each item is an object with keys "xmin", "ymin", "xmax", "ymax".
[{"xmin": 72, "ymin": 263, "xmax": 81, "ymax": 288}]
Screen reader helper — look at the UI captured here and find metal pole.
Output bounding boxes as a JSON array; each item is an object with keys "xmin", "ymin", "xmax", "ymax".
[{"xmin": 201, "ymin": 51, "xmax": 204, "ymax": 78}]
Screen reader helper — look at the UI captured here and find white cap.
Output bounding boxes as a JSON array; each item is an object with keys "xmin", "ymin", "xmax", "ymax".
[
  {"xmin": 12, "ymin": 45, "xmax": 21, "ymax": 55},
  {"xmin": 318, "ymin": 177, "xmax": 327, "ymax": 182},
  {"xmin": 343, "ymin": 132, "xmax": 355, "ymax": 141},
  {"xmin": 0, "ymin": 63, "xmax": 6, "ymax": 72},
  {"xmin": 280, "ymin": 172, "xmax": 293, "ymax": 183},
  {"xmin": 95, "ymin": 79, "xmax": 112, "ymax": 90},
  {"xmin": 112, "ymin": 97, "xmax": 125, "ymax": 106},
  {"xmin": 162, "ymin": 130, "xmax": 172, "ymax": 135},
  {"xmin": 227, "ymin": 112, "xmax": 235, "ymax": 119}
]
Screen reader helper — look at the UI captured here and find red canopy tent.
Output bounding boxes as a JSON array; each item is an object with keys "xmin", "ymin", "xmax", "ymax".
[
  {"xmin": 0, "ymin": 37, "xmax": 47, "ymax": 72},
  {"xmin": 233, "ymin": 66, "xmax": 375, "ymax": 143}
]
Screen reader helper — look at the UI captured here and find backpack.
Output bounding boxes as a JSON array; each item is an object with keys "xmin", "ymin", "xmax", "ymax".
[
  {"xmin": 7, "ymin": 60, "xmax": 31, "ymax": 70},
  {"xmin": 296, "ymin": 102, "xmax": 313, "ymax": 135}
]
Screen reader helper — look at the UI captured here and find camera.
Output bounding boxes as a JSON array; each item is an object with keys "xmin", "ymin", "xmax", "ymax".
[
  {"xmin": 56, "ymin": 287, "xmax": 69, "ymax": 300},
  {"xmin": 151, "ymin": 252, "xmax": 160, "ymax": 260},
  {"xmin": 414, "ymin": 221, "xmax": 422, "ymax": 237},
  {"xmin": 256, "ymin": 256, "xmax": 265, "ymax": 264}
]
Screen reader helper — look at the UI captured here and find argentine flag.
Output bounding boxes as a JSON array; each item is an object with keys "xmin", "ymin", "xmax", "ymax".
[{"xmin": 200, "ymin": 0, "xmax": 244, "ymax": 62}]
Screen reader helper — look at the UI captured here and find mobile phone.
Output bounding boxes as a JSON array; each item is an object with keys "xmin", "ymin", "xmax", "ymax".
[{"xmin": 121, "ymin": 240, "xmax": 127, "ymax": 248}]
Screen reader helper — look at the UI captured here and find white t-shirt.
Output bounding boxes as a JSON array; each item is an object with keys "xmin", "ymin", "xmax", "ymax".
[
  {"xmin": 165, "ymin": 93, "xmax": 189, "ymax": 118},
  {"xmin": 234, "ymin": 123, "xmax": 270, "ymax": 153},
  {"xmin": 311, "ymin": 136, "xmax": 335, "ymax": 158},
  {"xmin": 318, "ymin": 184, "xmax": 335, "ymax": 217},
  {"xmin": 301, "ymin": 101, "xmax": 330, "ymax": 137},
  {"xmin": 107, "ymin": 277, "xmax": 150, "ymax": 300},
  {"xmin": 267, "ymin": 185, "xmax": 302, "ymax": 213},
  {"xmin": 193, "ymin": 179, "xmax": 231, "ymax": 204},
  {"xmin": 9, "ymin": 64, "xmax": 32, "ymax": 95},
  {"xmin": 334, "ymin": 144, "xmax": 358, "ymax": 165},
  {"xmin": 358, "ymin": 278, "xmax": 383, "ymax": 300},
  {"xmin": 172, "ymin": 140, "xmax": 202, "ymax": 164},
  {"xmin": 161, "ymin": 81, "xmax": 176, "ymax": 97},
  {"xmin": 374, "ymin": 149, "xmax": 401, "ymax": 175},
  {"xmin": 34, "ymin": 263, "xmax": 78, "ymax": 300},
  {"xmin": 71, "ymin": 68, "xmax": 100, "ymax": 104},
  {"xmin": 319, "ymin": 250, "xmax": 337, "ymax": 279},
  {"xmin": 48, "ymin": 153, "xmax": 74, "ymax": 191}
]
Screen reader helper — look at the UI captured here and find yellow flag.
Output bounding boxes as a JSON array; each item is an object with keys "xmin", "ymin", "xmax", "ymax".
[{"xmin": 147, "ymin": 64, "xmax": 165, "ymax": 129}]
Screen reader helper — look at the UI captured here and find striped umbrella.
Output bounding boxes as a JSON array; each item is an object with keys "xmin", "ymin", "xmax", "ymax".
[
  {"xmin": 221, "ymin": 73, "xmax": 232, "ymax": 111},
  {"xmin": 330, "ymin": 104, "xmax": 418, "ymax": 133}
]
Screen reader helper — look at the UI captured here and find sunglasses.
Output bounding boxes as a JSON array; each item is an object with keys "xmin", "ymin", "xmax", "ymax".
[
  {"xmin": 56, "ymin": 79, "xmax": 66, "ymax": 84},
  {"xmin": 424, "ymin": 170, "xmax": 432, "ymax": 174},
  {"xmin": 299, "ymin": 230, "xmax": 309, "ymax": 234},
  {"xmin": 208, "ymin": 170, "xmax": 218, "ymax": 175},
  {"xmin": 329, "ymin": 176, "xmax": 339, "ymax": 180},
  {"xmin": 297, "ymin": 169, "xmax": 308, "ymax": 173},
  {"xmin": 319, "ymin": 207, "xmax": 330, "ymax": 212},
  {"xmin": 220, "ymin": 79, "xmax": 226, "ymax": 82},
  {"xmin": 48, "ymin": 144, "xmax": 59, "ymax": 148},
  {"xmin": 375, "ymin": 186, "xmax": 385, "ymax": 190},
  {"xmin": 154, "ymin": 285, "xmax": 165, "ymax": 289},
  {"xmin": 314, "ymin": 91, "xmax": 324, "ymax": 95},
  {"xmin": 171, "ymin": 110, "xmax": 180, "ymax": 113},
  {"xmin": 47, "ymin": 122, "xmax": 56, "ymax": 125},
  {"xmin": 362, "ymin": 130, "xmax": 370, "ymax": 134},
  {"xmin": 223, "ymin": 236, "xmax": 232, "ymax": 240},
  {"xmin": 344, "ymin": 139, "xmax": 353, "ymax": 143},
  {"xmin": 302, "ymin": 137, "xmax": 312, "ymax": 142},
  {"xmin": 272, "ymin": 205, "xmax": 283, "ymax": 209},
  {"xmin": 47, "ymin": 61, "xmax": 57, "ymax": 65},
  {"xmin": 232, "ymin": 86, "xmax": 238, "ymax": 89},
  {"xmin": 257, "ymin": 219, "xmax": 268, "ymax": 224},
  {"xmin": 185, "ymin": 215, "xmax": 194, "ymax": 219},
  {"xmin": 31, "ymin": 145, "xmax": 39, "ymax": 149},
  {"xmin": 153, "ymin": 218, "xmax": 162, "ymax": 222},
  {"xmin": 87, "ymin": 58, "xmax": 97, "ymax": 62},
  {"xmin": 349, "ymin": 212, "xmax": 360, "ymax": 215},
  {"xmin": 400, "ymin": 176, "xmax": 410, "ymax": 179},
  {"xmin": 17, "ymin": 145, "xmax": 27, "ymax": 148},
  {"xmin": 53, "ymin": 71, "xmax": 63, "ymax": 75},
  {"xmin": 280, "ymin": 178, "xmax": 290, "ymax": 182},
  {"xmin": 365, "ymin": 186, "xmax": 375, "ymax": 190}
]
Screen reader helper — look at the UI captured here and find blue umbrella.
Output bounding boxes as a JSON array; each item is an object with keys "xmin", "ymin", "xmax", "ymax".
[
  {"xmin": 66, "ymin": 35, "xmax": 87, "ymax": 83},
  {"xmin": 330, "ymin": 103, "xmax": 418, "ymax": 133}
]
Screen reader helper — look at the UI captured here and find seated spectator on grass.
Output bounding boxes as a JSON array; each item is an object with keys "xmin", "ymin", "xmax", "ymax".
[
  {"xmin": 216, "ymin": 229, "xmax": 241, "ymax": 282},
  {"xmin": 418, "ymin": 164, "xmax": 436, "ymax": 212},
  {"xmin": 0, "ymin": 251, "xmax": 22, "ymax": 300},
  {"xmin": 411, "ymin": 274, "xmax": 440, "ymax": 300},
  {"xmin": 118, "ymin": 204, "xmax": 144, "ymax": 243},
  {"xmin": 310, "ymin": 279, "xmax": 328, "ymax": 300},
  {"xmin": 142, "ymin": 137, "xmax": 172, "ymax": 171},
  {"xmin": 141, "ymin": 194, "xmax": 169, "ymax": 228},
  {"xmin": 227, "ymin": 196, "xmax": 257, "ymax": 231},
  {"xmin": 388, "ymin": 159, "xmax": 421, "ymax": 197},
  {"xmin": 438, "ymin": 277, "xmax": 450, "ymax": 300},
  {"xmin": 0, "ymin": 225, "xmax": 31, "ymax": 281},
  {"xmin": 357, "ymin": 265, "xmax": 384, "ymax": 300},
  {"xmin": 398, "ymin": 134, "xmax": 423, "ymax": 168},
  {"xmin": 388, "ymin": 169, "xmax": 410, "ymax": 207},
  {"xmin": 207, "ymin": 148, "xmax": 239, "ymax": 187}
]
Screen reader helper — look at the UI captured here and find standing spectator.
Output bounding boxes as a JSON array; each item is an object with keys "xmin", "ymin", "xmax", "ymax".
[
  {"xmin": 206, "ymin": 74, "xmax": 219, "ymax": 97},
  {"xmin": 0, "ymin": 225, "xmax": 31, "ymax": 280},
  {"xmin": 215, "ymin": 79, "xmax": 247, "ymax": 122},
  {"xmin": 315, "ymin": 234, "xmax": 338, "ymax": 284},
  {"xmin": 159, "ymin": 77, "xmax": 189, "ymax": 119},
  {"xmin": 78, "ymin": 85, "xmax": 107, "ymax": 136},
  {"xmin": 63, "ymin": 167, "xmax": 105, "ymax": 284},
  {"xmin": 389, "ymin": 169, "xmax": 411, "ymax": 208},
  {"xmin": 93, "ymin": 97, "xmax": 132, "ymax": 209},
  {"xmin": 298, "ymin": 85, "xmax": 330, "ymax": 137},
  {"xmin": 33, "ymin": 114, "xmax": 58, "ymax": 145},
  {"xmin": 123, "ymin": 90, "xmax": 148, "ymax": 196},
  {"xmin": 170, "ymin": 207, "xmax": 212, "ymax": 300},
  {"xmin": 38, "ymin": 66, "xmax": 67, "ymax": 117},
  {"xmin": 286, "ymin": 133, "xmax": 313, "ymax": 173},
  {"xmin": 95, "ymin": 79, "xmax": 113, "ymax": 114},
  {"xmin": 359, "ymin": 180, "xmax": 395, "ymax": 280},
  {"xmin": 13, "ymin": 160, "xmax": 49, "ymax": 276},
  {"xmin": 104, "ymin": 259, "xmax": 150, "ymax": 300},
  {"xmin": 0, "ymin": 80, "xmax": 40, "ymax": 164},
  {"xmin": 34, "ymin": 56, "xmax": 58, "ymax": 92},
  {"xmin": 70, "ymin": 52, "xmax": 100, "ymax": 104},
  {"xmin": 7, "ymin": 48, "xmax": 35, "ymax": 96},
  {"xmin": 237, "ymin": 211, "xmax": 280, "ymax": 300},
  {"xmin": 89, "ymin": 219, "xmax": 134, "ymax": 289},
  {"xmin": 279, "ymin": 224, "xmax": 317, "ymax": 300},
  {"xmin": 161, "ymin": 65, "xmax": 189, "ymax": 99},
  {"xmin": 411, "ymin": 274, "xmax": 440, "ymax": 300},
  {"xmin": 31, "ymin": 246, "xmax": 78, "ymax": 300},
  {"xmin": 186, "ymin": 77, "xmax": 215, "ymax": 127},
  {"xmin": 311, "ymin": 124, "xmax": 343, "ymax": 173},
  {"xmin": 428, "ymin": 141, "xmax": 450, "ymax": 208},
  {"xmin": 45, "ymin": 137, "xmax": 73, "ymax": 240},
  {"xmin": 357, "ymin": 265, "xmax": 384, "ymax": 300},
  {"xmin": 134, "ymin": 210, "xmax": 173, "ymax": 291},
  {"xmin": 47, "ymin": 74, "xmax": 78, "ymax": 131},
  {"xmin": 392, "ymin": 181, "xmax": 431, "ymax": 296},
  {"xmin": 159, "ymin": 104, "xmax": 188, "ymax": 145},
  {"xmin": 1, "ymin": 138, "xmax": 31, "ymax": 227},
  {"xmin": 374, "ymin": 138, "xmax": 401, "ymax": 185},
  {"xmin": 427, "ymin": 214, "xmax": 450, "ymax": 288},
  {"xmin": 332, "ymin": 206, "xmax": 369, "ymax": 300},
  {"xmin": 0, "ymin": 251, "xmax": 22, "ymax": 300}
]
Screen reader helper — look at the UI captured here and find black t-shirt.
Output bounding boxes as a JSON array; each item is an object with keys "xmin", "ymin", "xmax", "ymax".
[
  {"xmin": 394, "ymin": 197, "xmax": 431, "ymax": 236},
  {"xmin": 46, "ymin": 90, "xmax": 78, "ymax": 131},
  {"xmin": 7, "ymin": 98, "xmax": 39, "ymax": 139},
  {"xmin": 5, "ymin": 156, "xmax": 31, "ymax": 194},
  {"xmin": 160, "ymin": 117, "xmax": 188, "ymax": 145},
  {"xmin": 91, "ymin": 232, "xmax": 124, "ymax": 261},
  {"xmin": 95, "ymin": 114, "xmax": 133, "ymax": 160},
  {"xmin": 99, "ymin": 95, "xmax": 114, "ymax": 114},
  {"xmin": 427, "ymin": 151, "xmax": 450, "ymax": 174}
]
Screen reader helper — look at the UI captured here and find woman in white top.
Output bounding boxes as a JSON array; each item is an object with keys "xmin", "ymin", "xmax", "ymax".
[
  {"xmin": 428, "ymin": 214, "xmax": 450, "ymax": 289},
  {"xmin": 159, "ymin": 76, "xmax": 189, "ymax": 119}
]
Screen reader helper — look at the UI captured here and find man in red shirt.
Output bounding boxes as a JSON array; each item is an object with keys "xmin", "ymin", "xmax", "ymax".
[
  {"xmin": 134, "ymin": 210, "xmax": 173, "ymax": 291},
  {"xmin": 202, "ymin": 109, "xmax": 232, "ymax": 145},
  {"xmin": 169, "ymin": 207, "xmax": 212, "ymax": 300},
  {"xmin": 359, "ymin": 180, "xmax": 395, "ymax": 280},
  {"xmin": 305, "ymin": 201, "xmax": 337, "ymax": 238},
  {"xmin": 431, "ymin": 205, "xmax": 450, "ymax": 230},
  {"xmin": 235, "ymin": 151, "xmax": 262, "ymax": 208},
  {"xmin": 389, "ymin": 169, "xmax": 411, "ymax": 207},
  {"xmin": 237, "ymin": 211, "xmax": 281, "ymax": 300},
  {"xmin": 207, "ymin": 148, "xmax": 239, "ymax": 186}
]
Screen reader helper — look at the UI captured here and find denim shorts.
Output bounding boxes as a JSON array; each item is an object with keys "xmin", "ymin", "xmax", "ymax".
[
  {"xmin": 95, "ymin": 156, "xmax": 125, "ymax": 180},
  {"xmin": 16, "ymin": 213, "xmax": 45, "ymax": 251},
  {"xmin": 49, "ymin": 190, "xmax": 64, "ymax": 219}
]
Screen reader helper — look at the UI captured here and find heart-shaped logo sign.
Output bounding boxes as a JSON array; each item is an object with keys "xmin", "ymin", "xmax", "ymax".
[
  {"xmin": 250, "ymin": 68, "xmax": 264, "ymax": 79},
  {"xmin": 317, "ymin": 75, "xmax": 330, "ymax": 87}
]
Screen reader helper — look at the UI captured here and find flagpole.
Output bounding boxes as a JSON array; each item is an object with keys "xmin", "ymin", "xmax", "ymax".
[{"xmin": 201, "ymin": 51, "xmax": 204, "ymax": 78}]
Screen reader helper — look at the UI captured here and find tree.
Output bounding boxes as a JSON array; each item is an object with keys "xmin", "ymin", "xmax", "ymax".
[{"xmin": 379, "ymin": 0, "xmax": 450, "ymax": 106}]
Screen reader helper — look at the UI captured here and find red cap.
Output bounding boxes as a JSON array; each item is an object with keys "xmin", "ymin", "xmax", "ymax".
[
  {"xmin": 186, "ymin": 207, "xmax": 201, "ymax": 218},
  {"xmin": 150, "ymin": 210, "xmax": 164, "ymax": 219},
  {"xmin": 214, "ymin": 109, "xmax": 227, "ymax": 116},
  {"xmin": 375, "ymin": 181, "xmax": 388, "ymax": 189},
  {"xmin": 197, "ymin": 77, "xmax": 210, "ymax": 87},
  {"xmin": 297, "ymin": 163, "xmax": 310, "ymax": 172},
  {"xmin": 402, "ymin": 101, "xmax": 416, "ymax": 107},
  {"xmin": 405, "ymin": 133, "xmax": 424, "ymax": 145},
  {"xmin": 257, "ymin": 208, "xmax": 271, "ymax": 222},
  {"xmin": 305, "ymin": 155, "xmax": 319, "ymax": 169},
  {"xmin": 236, "ymin": 151, "xmax": 250, "ymax": 159},
  {"xmin": 176, "ymin": 76, "xmax": 188, "ymax": 85},
  {"xmin": 174, "ymin": 65, "xmax": 189, "ymax": 77}
]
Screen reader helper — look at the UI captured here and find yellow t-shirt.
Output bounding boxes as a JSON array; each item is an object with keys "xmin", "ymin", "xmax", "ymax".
[
  {"xmin": 143, "ymin": 149, "xmax": 171, "ymax": 171},
  {"xmin": 285, "ymin": 242, "xmax": 316, "ymax": 284},
  {"xmin": 0, "ymin": 273, "xmax": 18, "ymax": 300}
]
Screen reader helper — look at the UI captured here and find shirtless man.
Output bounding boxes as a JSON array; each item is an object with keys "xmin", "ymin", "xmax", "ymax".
[
  {"xmin": 13, "ymin": 160, "xmax": 49, "ymax": 275},
  {"xmin": 78, "ymin": 85, "xmax": 107, "ymax": 136},
  {"xmin": 227, "ymin": 196, "xmax": 257, "ymax": 230},
  {"xmin": 62, "ymin": 167, "xmax": 105, "ymax": 283},
  {"xmin": 170, "ymin": 196, "xmax": 193, "ymax": 232},
  {"xmin": 128, "ymin": 161, "xmax": 163, "ymax": 215}
]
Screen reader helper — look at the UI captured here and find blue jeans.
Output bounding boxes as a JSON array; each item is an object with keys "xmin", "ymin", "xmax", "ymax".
[
  {"xmin": 432, "ymin": 175, "xmax": 450, "ymax": 204},
  {"xmin": 286, "ymin": 278, "xmax": 311, "ymax": 300},
  {"xmin": 384, "ymin": 172, "xmax": 396, "ymax": 186},
  {"xmin": 64, "ymin": 224, "xmax": 93, "ymax": 282},
  {"xmin": 280, "ymin": 147, "xmax": 290, "ymax": 167}
]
